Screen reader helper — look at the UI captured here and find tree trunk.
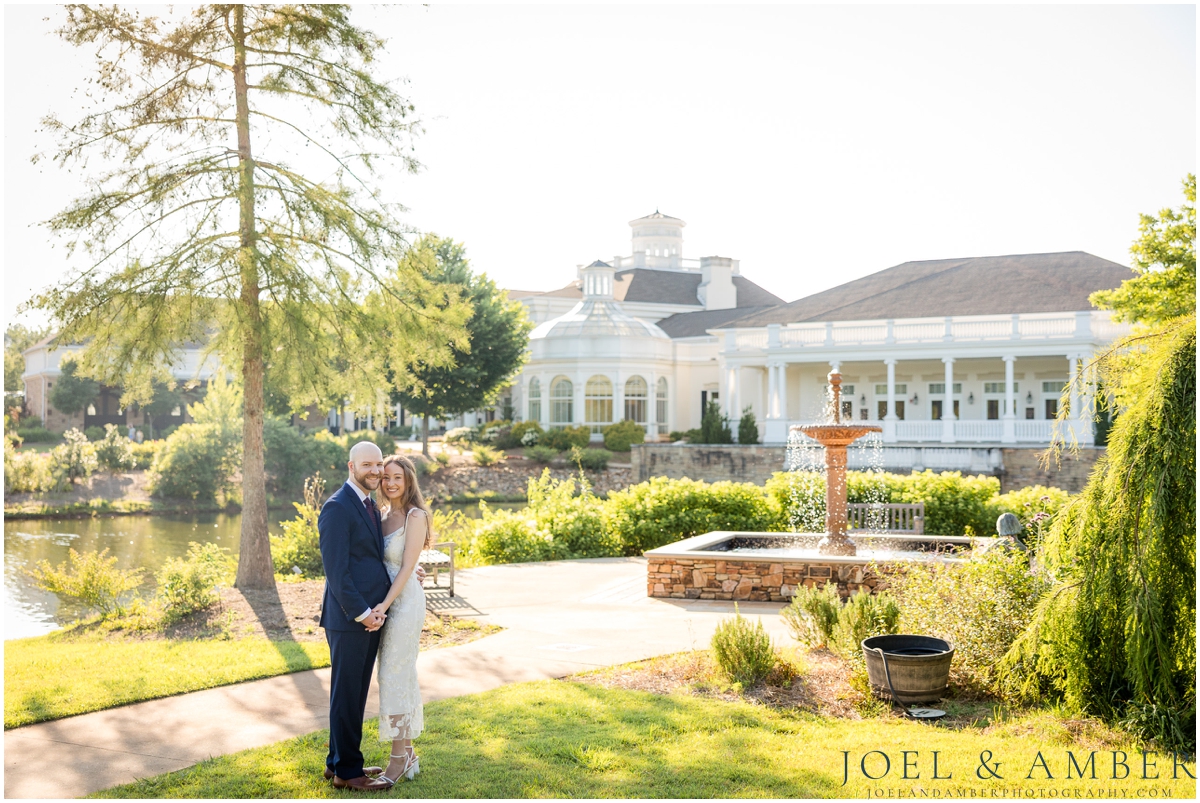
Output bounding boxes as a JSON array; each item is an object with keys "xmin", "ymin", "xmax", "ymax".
[
  {"xmin": 231, "ymin": 6, "xmax": 275, "ymax": 591},
  {"xmin": 422, "ymin": 413, "xmax": 430, "ymax": 458}
]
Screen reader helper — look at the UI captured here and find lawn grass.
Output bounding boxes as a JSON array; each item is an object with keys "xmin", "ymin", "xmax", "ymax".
[
  {"xmin": 5, "ymin": 633, "xmax": 329, "ymax": 729},
  {"xmin": 92, "ymin": 680, "xmax": 1195, "ymax": 798}
]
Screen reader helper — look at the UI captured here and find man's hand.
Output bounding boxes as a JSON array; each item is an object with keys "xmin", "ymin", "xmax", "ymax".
[{"xmin": 362, "ymin": 610, "xmax": 386, "ymax": 631}]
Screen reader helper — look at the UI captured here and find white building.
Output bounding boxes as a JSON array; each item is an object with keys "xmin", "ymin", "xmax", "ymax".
[{"xmin": 508, "ymin": 213, "xmax": 1134, "ymax": 455}]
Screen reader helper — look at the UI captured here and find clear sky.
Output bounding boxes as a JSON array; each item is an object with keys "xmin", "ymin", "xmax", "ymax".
[{"xmin": 4, "ymin": 3, "xmax": 1196, "ymax": 326}]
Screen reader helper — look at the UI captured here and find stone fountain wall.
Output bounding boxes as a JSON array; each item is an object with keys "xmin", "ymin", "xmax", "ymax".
[{"xmin": 646, "ymin": 555, "xmax": 883, "ymax": 602}]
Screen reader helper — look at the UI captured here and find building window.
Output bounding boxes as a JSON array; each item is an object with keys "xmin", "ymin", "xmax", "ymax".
[
  {"xmin": 624, "ymin": 376, "xmax": 647, "ymax": 424},
  {"xmin": 927, "ymin": 382, "xmax": 962, "ymax": 395},
  {"xmin": 584, "ymin": 375, "xmax": 613, "ymax": 434},
  {"xmin": 983, "ymin": 382, "xmax": 1017, "ymax": 394},
  {"xmin": 931, "ymin": 400, "xmax": 959, "ymax": 420},
  {"xmin": 656, "ymin": 377, "xmax": 668, "ymax": 436},
  {"xmin": 874, "ymin": 383, "xmax": 907, "ymax": 395},
  {"xmin": 841, "ymin": 401, "xmax": 853, "ymax": 420},
  {"xmin": 550, "ymin": 376, "xmax": 573, "ymax": 425},
  {"xmin": 877, "ymin": 400, "xmax": 905, "ymax": 420},
  {"xmin": 528, "ymin": 377, "xmax": 542, "ymax": 423},
  {"xmin": 87, "ymin": 404, "xmax": 97, "ymax": 416},
  {"xmin": 1042, "ymin": 381, "xmax": 1066, "ymax": 394},
  {"xmin": 1045, "ymin": 398, "xmax": 1058, "ymax": 419},
  {"xmin": 987, "ymin": 399, "xmax": 1000, "ymax": 420},
  {"xmin": 171, "ymin": 406, "xmax": 182, "ymax": 417}
]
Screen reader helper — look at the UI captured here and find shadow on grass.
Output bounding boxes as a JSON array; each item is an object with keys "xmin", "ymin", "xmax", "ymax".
[{"xmin": 93, "ymin": 682, "xmax": 843, "ymax": 799}]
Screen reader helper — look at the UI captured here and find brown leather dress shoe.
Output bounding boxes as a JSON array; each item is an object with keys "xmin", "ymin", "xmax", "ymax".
[
  {"xmin": 325, "ymin": 767, "xmax": 382, "ymax": 780},
  {"xmin": 331, "ymin": 774, "xmax": 392, "ymax": 791}
]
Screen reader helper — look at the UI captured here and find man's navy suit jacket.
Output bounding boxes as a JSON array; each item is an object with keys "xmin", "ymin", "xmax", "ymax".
[{"xmin": 318, "ymin": 482, "xmax": 391, "ymax": 631}]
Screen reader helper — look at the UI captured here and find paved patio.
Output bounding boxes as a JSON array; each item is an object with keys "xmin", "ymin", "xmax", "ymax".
[{"xmin": 4, "ymin": 557, "xmax": 790, "ymax": 798}]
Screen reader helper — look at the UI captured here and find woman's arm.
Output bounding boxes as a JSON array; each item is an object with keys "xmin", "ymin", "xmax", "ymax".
[{"xmin": 373, "ymin": 509, "xmax": 428, "ymax": 613}]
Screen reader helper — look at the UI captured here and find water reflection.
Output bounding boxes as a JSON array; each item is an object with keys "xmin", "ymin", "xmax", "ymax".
[{"xmin": 3, "ymin": 502, "xmax": 512, "ymax": 640}]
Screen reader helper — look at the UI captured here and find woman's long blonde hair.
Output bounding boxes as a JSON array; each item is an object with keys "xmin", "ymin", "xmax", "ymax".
[{"xmin": 377, "ymin": 454, "xmax": 433, "ymax": 547}]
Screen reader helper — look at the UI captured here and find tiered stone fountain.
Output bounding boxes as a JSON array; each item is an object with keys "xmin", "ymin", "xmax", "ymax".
[
  {"xmin": 645, "ymin": 371, "xmax": 998, "ymax": 602},
  {"xmin": 796, "ymin": 372, "xmax": 880, "ymax": 556}
]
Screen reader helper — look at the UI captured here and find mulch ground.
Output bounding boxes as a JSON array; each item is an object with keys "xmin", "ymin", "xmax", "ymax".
[
  {"xmin": 567, "ymin": 648, "xmax": 862, "ymax": 720},
  {"xmin": 103, "ymin": 579, "xmax": 499, "ymax": 647}
]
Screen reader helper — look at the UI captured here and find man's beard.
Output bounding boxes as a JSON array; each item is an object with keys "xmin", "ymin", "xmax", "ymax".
[{"xmin": 351, "ymin": 467, "xmax": 381, "ymax": 490}]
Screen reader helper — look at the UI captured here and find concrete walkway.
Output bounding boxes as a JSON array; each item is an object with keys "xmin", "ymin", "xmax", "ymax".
[{"xmin": 4, "ymin": 558, "xmax": 789, "ymax": 799}]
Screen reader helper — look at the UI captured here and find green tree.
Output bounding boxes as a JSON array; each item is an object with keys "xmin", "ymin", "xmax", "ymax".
[
  {"xmin": 140, "ymin": 381, "xmax": 186, "ymax": 439},
  {"xmin": 50, "ymin": 359, "xmax": 100, "ymax": 416},
  {"xmin": 1091, "ymin": 174, "xmax": 1196, "ymax": 326},
  {"xmin": 4, "ymin": 324, "xmax": 50, "ymax": 395},
  {"xmin": 28, "ymin": 6, "xmax": 464, "ymax": 589},
  {"xmin": 698, "ymin": 400, "xmax": 733, "ymax": 444},
  {"xmin": 387, "ymin": 235, "xmax": 533, "ymax": 456},
  {"xmin": 737, "ymin": 406, "xmax": 760, "ymax": 445}
]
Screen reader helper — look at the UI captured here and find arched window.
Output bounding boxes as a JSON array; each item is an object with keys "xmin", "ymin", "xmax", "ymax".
[
  {"xmin": 528, "ymin": 377, "xmax": 542, "ymax": 423},
  {"xmin": 624, "ymin": 375, "xmax": 648, "ymax": 424},
  {"xmin": 656, "ymin": 377, "xmax": 669, "ymax": 436},
  {"xmin": 550, "ymin": 376, "xmax": 573, "ymax": 425},
  {"xmin": 584, "ymin": 375, "xmax": 613, "ymax": 434}
]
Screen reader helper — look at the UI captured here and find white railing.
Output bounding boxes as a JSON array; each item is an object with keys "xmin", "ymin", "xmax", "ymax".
[
  {"xmin": 954, "ymin": 420, "xmax": 1003, "ymax": 442},
  {"xmin": 723, "ymin": 311, "xmax": 1130, "ymax": 353},
  {"xmin": 895, "ymin": 421, "xmax": 943, "ymax": 441},
  {"xmin": 1015, "ymin": 420, "xmax": 1055, "ymax": 442}
]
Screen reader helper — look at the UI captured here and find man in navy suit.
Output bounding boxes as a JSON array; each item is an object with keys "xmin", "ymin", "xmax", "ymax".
[{"xmin": 318, "ymin": 440, "xmax": 410, "ymax": 791}]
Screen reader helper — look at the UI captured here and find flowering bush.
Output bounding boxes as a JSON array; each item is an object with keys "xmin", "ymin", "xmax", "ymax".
[
  {"xmin": 52, "ymin": 428, "xmax": 99, "ymax": 484},
  {"xmin": 94, "ymin": 423, "xmax": 134, "ymax": 471}
]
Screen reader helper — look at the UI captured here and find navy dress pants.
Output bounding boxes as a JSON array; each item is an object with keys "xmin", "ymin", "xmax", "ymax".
[{"xmin": 326, "ymin": 627, "xmax": 382, "ymax": 779}]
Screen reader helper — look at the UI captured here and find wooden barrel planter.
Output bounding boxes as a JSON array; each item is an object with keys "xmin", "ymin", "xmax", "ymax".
[{"xmin": 862, "ymin": 635, "xmax": 954, "ymax": 705}]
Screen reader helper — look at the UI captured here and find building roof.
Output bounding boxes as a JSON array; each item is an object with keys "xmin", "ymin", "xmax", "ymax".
[
  {"xmin": 529, "ymin": 268, "xmax": 784, "ymax": 308},
  {"xmin": 656, "ymin": 306, "xmax": 776, "ymax": 339},
  {"xmin": 632, "ymin": 210, "xmax": 682, "ymax": 222},
  {"xmin": 529, "ymin": 299, "xmax": 669, "ymax": 341},
  {"xmin": 726, "ymin": 251, "xmax": 1133, "ymax": 327}
]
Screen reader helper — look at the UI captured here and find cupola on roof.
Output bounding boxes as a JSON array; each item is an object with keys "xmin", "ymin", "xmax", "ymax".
[{"xmin": 530, "ymin": 260, "xmax": 669, "ymax": 341}]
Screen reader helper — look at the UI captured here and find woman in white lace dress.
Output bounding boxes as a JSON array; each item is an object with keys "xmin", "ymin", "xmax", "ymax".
[{"xmin": 370, "ymin": 454, "xmax": 429, "ymax": 785}]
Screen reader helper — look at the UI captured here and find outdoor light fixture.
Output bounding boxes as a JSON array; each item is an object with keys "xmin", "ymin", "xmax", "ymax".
[
  {"xmin": 910, "ymin": 393, "xmax": 919, "ymax": 405},
  {"xmin": 1026, "ymin": 391, "xmax": 1033, "ymax": 404},
  {"xmin": 968, "ymin": 392, "xmax": 975, "ymax": 404},
  {"xmin": 860, "ymin": 393, "xmax": 867, "ymax": 406}
]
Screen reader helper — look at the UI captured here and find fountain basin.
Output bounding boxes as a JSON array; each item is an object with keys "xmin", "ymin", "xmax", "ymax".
[
  {"xmin": 645, "ymin": 531, "xmax": 999, "ymax": 602},
  {"xmin": 862, "ymin": 634, "xmax": 954, "ymax": 704}
]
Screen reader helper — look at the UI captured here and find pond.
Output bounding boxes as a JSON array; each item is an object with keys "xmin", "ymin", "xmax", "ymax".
[{"xmin": 3, "ymin": 503, "xmax": 518, "ymax": 640}]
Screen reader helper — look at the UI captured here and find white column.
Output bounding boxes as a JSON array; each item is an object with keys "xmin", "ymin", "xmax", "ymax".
[
  {"xmin": 1078, "ymin": 355, "xmax": 1095, "ymax": 446},
  {"xmin": 647, "ymin": 370, "xmax": 657, "ymax": 437},
  {"xmin": 766, "ymin": 363, "xmax": 779, "ymax": 419},
  {"xmin": 764, "ymin": 363, "xmax": 788, "ymax": 444},
  {"xmin": 1002, "ymin": 356, "xmax": 1017, "ymax": 444},
  {"xmin": 574, "ymin": 371, "xmax": 586, "ymax": 427},
  {"xmin": 941, "ymin": 357, "xmax": 956, "ymax": 443},
  {"xmin": 778, "ymin": 364, "xmax": 788, "ymax": 422},
  {"xmin": 726, "ymin": 366, "xmax": 739, "ymax": 420},
  {"xmin": 883, "ymin": 358, "xmax": 898, "ymax": 443},
  {"xmin": 540, "ymin": 373, "xmax": 551, "ymax": 429},
  {"xmin": 613, "ymin": 372, "xmax": 625, "ymax": 424}
]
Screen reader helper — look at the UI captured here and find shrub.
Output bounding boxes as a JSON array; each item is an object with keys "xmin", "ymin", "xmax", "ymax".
[
  {"xmin": 698, "ymin": 400, "xmax": 733, "ymax": 444},
  {"xmin": 156, "ymin": 542, "xmax": 234, "ymax": 622},
  {"xmin": 52, "ymin": 428, "xmax": 99, "ymax": 484},
  {"xmin": 388, "ymin": 424, "xmax": 413, "ymax": 440},
  {"xmin": 347, "ymin": 429, "xmax": 395, "ymax": 457},
  {"xmin": 146, "ymin": 422, "xmax": 238, "ymax": 502},
  {"xmin": 510, "ymin": 420, "xmax": 543, "ymax": 448},
  {"xmin": 128, "ymin": 440, "xmax": 162, "ymax": 470},
  {"xmin": 604, "ymin": 477, "xmax": 782, "ymax": 555},
  {"xmin": 444, "ymin": 426, "xmax": 474, "ymax": 445},
  {"xmin": 95, "ymin": 423, "xmax": 134, "ymax": 471},
  {"xmin": 782, "ymin": 581, "xmax": 841, "ymax": 649},
  {"xmin": 84, "ymin": 425, "xmax": 106, "ymax": 441},
  {"xmin": 711, "ymin": 606, "xmax": 776, "ymax": 686},
  {"xmin": 668, "ymin": 430, "xmax": 687, "ymax": 442},
  {"xmin": 894, "ymin": 544, "xmax": 1050, "ymax": 699},
  {"xmin": 524, "ymin": 445, "xmax": 557, "ymax": 464},
  {"xmin": 570, "ymin": 446, "xmax": 612, "ymax": 471},
  {"xmin": 540, "ymin": 425, "xmax": 590, "ymax": 452},
  {"xmin": 603, "ymin": 419, "xmax": 645, "ymax": 452},
  {"xmin": 525, "ymin": 469, "xmax": 618, "ymax": 558},
  {"xmin": 271, "ymin": 475, "xmax": 327, "ymax": 578},
  {"xmin": 433, "ymin": 450, "xmax": 451, "ymax": 467},
  {"xmin": 263, "ymin": 418, "xmax": 346, "ymax": 497},
  {"xmin": 17, "ymin": 426, "xmax": 57, "ymax": 442},
  {"xmin": 26, "ymin": 548, "xmax": 144, "ymax": 618},
  {"xmin": 737, "ymin": 407, "xmax": 760, "ymax": 445},
  {"xmin": 830, "ymin": 589, "xmax": 901, "ymax": 662},
  {"xmin": 766, "ymin": 470, "xmax": 1003, "ymax": 536},
  {"xmin": 471, "ymin": 445, "xmax": 503, "ymax": 466},
  {"xmin": 470, "ymin": 508, "xmax": 560, "ymax": 564},
  {"xmin": 5, "ymin": 427, "xmax": 22, "ymax": 449},
  {"xmin": 4, "ymin": 449, "xmax": 66, "ymax": 493}
]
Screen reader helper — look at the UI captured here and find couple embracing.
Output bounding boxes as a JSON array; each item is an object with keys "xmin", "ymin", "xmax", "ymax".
[{"xmin": 318, "ymin": 441, "xmax": 431, "ymax": 791}]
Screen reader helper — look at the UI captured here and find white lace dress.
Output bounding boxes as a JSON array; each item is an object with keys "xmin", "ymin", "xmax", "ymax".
[{"xmin": 377, "ymin": 519, "xmax": 425, "ymax": 741}]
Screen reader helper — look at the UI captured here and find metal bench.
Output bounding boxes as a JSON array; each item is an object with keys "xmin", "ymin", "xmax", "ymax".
[
  {"xmin": 419, "ymin": 542, "xmax": 456, "ymax": 597},
  {"xmin": 847, "ymin": 502, "xmax": 925, "ymax": 535}
]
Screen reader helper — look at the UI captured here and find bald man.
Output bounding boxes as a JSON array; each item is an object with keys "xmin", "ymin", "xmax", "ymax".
[{"xmin": 317, "ymin": 441, "xmax": 394, "ymax": 790}]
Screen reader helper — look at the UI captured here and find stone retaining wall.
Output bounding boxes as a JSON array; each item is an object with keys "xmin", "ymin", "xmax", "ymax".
[
  {"xmin": 999, "ymin": 447, "xmax": 1103, "ymax": 494},
  {"xmin": 646, "ymin": 556, "xmax": 882, "ymax": 602}
]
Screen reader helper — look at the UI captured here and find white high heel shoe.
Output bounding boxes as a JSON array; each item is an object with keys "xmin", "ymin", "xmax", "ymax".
[{"xmin": 380, "ymin": 752, "xmax": 418, "ymax": 785}]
